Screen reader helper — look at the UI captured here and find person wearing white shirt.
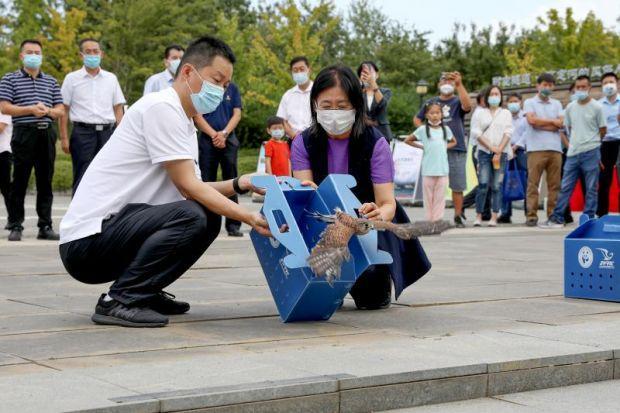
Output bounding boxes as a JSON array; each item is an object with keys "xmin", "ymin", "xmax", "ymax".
[
  {"xmin": 59, "ymin": 36, "xmax": 271, "ymax": 328},
  {"xmin": 0, "ymin": 109, "xmax": 11, "ymax": 215},
  {"xmin": 499, "ymin": 92, "xmax": 528, "ymax": 223},
  {"xmin": 143, "ymin": 44, "xmax": 185, "ymax": 95},
  {"xmin": 470, "ymin": 86, "xmax": 513, "ymax": 227},
  {"xmin": 597, "ymin": 71, "xmax": 620, "ymax": 217},
  {"xmin": 277, "ymin": 56, "xmax": 313, "ymax": 139},
  {"xmin": 60, "ymin": 38, "xmax": 126, "ymax": 193}
]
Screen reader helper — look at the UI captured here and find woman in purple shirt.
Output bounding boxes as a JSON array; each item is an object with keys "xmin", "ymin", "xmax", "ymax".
[{"xmin": 291, "ymin": 64, "xmax": 431, "ymax": 310}]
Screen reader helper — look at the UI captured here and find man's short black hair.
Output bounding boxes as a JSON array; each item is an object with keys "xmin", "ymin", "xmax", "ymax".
[
  {"xmin": 601, "ymin": 72, "xmax": 618, "ymax": 82},
  {"xmin": 176, "ymin": 36, "xmax": 235, "ymax": 78},
  {"xmin": 575, "ymin": 74, "xmax": 591, "ymax": 84},
  {"xmin": 79, "ymin": 38, "xmax": 100, "ymax": 51},
  {"xmin": 164, "ymin": 44, "xmax": 185, "ymax": 59},
  {"xmin": 356, "ymin": 61, "xmax": 379, "ymax": 77},
  {"xmin": 266, "ymin": 116, "xmax": 285, "ymax": 128},
  {"xmin": 537, "ymin": 72, "xmax": 556, "ymax": 84},
  {"xmin": 507, "ymin": 92, "xmax": 522, "ymax": 101},
  {"xmin": 290, "ymin": 56, "xmax": 309, "ymax": 69},
  {"xmin": 20, "ymin": 39, "xmax": 42, "ymax": 51}
]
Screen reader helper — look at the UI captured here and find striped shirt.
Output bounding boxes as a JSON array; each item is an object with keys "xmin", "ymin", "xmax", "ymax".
[{"xmin": 0, "ymin": 69, "xmax": 63, "ymax": 124}]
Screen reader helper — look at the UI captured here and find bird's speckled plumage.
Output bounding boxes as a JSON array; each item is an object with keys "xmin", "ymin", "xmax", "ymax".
[{"xmin": 306, "ymin": 210, "xmax": 452, "ymax": 285}]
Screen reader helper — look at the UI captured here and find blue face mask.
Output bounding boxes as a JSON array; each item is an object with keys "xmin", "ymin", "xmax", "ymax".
[
  {"xmin": 83, "ymin": 54, "xmax": 101, "ymax": 69},
  {"xmin": 169, "ymin": 59, "xmax": 181, "ymax": 75},
  {"xmin": 574, "ymin": 90, "xmax": 589, "ymax": 101},
  {"xmin": 569, "ymin": 93, "xmax": 579, "ymax": 102},
  {"xmin": 539, "ymin": 88, "xmax": 552, "ymax": 98},
  {"xmin": 186, "ymin": 67, "xmax": 225, "ymax": 115},
  {"xmin": 23, "ymin": 54, "xmax": 42, "ymax": 69},
  {"xmin": 507, "ymin": 102, "xmax": 520, "ymax": 114},
  {"xmin": 488, "ymin": 96, "xmax": 501, "ymax": 107}
]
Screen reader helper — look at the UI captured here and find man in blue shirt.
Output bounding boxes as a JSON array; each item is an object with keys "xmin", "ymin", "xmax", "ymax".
[
  {"xmin": 597, "ymin": 71, "xmax": 620, "ymax": 216},
  {"xmin": 194, "ymin": 82, "xmax": 243, "ymax": 236},
  {"xmin": 415, "ymin": 72, "xmax": 472, "ymax": 228},
  {"xmin": 0, "ymin": 39, "xmax": 64, "ymax": 241}
]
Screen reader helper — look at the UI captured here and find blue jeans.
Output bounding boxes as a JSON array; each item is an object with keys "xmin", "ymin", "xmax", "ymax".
[
  {"xmin": 501, "ymin": 148, "xmax": 527, "ymax": 217},
  {"xmin": 476, "ymin": 151, "xmax": 507, "ymax": 214},
  {"xmin": 551, "ymin": 148, "xmax": 600, "ymax": 223}
]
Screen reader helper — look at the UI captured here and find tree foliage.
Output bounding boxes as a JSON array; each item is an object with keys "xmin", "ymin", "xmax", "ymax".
[{"xmin": 0, "ymin": 1, "xmax": 618, "ymax": 145}]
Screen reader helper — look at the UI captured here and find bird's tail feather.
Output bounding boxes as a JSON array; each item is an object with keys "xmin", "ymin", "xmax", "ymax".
[{"xmin": 307, "ymin": 246, "xmax": 351, "ymax": 286}]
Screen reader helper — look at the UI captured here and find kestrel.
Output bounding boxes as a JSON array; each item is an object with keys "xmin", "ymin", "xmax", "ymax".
[{"xmin": 306, "ymin": 209, "xmax": 451, "ymax": 285}]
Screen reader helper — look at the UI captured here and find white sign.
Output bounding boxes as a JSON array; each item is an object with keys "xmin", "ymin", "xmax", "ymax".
[{"xmin": 493, "ymin": 63, "xmax": 620, "ymax": 87}]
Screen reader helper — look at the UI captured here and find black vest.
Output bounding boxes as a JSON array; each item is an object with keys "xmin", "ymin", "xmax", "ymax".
[{"xmin": 301, "ymin": 126, "xmax": 379, "ymax": 203}]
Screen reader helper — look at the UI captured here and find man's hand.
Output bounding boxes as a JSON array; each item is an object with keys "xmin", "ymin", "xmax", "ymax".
[
  {"xmin": 448, "ymin": 72, "xmax": 463, "ymax": 87},
  {"xmin": 238, "ymin": 173, "xmax": 266, "ymax": 195},
  {"xmin": 300, "ymin": 180, "xmax": 318, "ymax": 189},
  {"xmin": 60, "ymin": 138, "xmax": 70, "ymax": 154},
  {"xmin": 212, "ymin": 131, "xmax": 226, "ymax": 148},
  {"xmin": 248, "ymin": 212, "xmax": 271, "ymax": 237},
  {"xmin": 32, "ymin": 103, "xmax": 48, "ymax": 118}
]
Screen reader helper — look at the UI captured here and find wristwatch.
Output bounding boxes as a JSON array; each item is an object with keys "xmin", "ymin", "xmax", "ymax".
[
  {"xmin": 222, "ymin": 129, "xmax": 229, "ymax": 137},
  {"xmin": 232, "ymin": 177, "xmax": 249, "ymax": 195}
]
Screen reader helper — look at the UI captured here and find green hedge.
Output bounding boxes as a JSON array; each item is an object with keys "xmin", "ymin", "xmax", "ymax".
[{"xmin": 47, "ymin": 144, "xmax": 261, "ymax": 193}]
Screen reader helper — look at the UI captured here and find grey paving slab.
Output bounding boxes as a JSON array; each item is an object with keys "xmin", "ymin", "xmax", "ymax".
[{"xmin": 383, "ymin": 380, "xmax": 620, "ymax": 413}]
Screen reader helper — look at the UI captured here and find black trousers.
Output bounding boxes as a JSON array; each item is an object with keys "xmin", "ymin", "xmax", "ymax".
[
  {"xmin": 198, "ymin": 133, "xmax": 240, "ymax": 232},
  {"xmin": 8, "ymin": 124, "xmax": 56, "ymax": 230},
  {"xmin": 70, "ymin": 124, "xmax": 114, "ymax": 194},
  {"xmin": 597, "ymin": 140, "xmax": 620, "ymax": 217},
  {"xmin": 59, "ymin": 200, "xmax": 221, "ymax": 305},
  {"xmin": 0, "ymin": 151, "xmax": 11, "ymax": 214}
]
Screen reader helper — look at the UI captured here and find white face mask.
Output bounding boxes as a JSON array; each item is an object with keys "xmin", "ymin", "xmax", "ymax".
[
  {"xmin": 270, "ymin": 129, "xmax": 285, "ymax": 139},
  {"xmin": 316, "ymin": 109, "xmax": 356, "ymax": 136},
  {"xmin": 602, "ymin": 83, "xmax": 617, "ymax": 97},
  {"xmin": 439, "ymin": 84, "xmax": 455, "ymax": 95},
  {"xmin": 292, "ymin": 71, "xmax": 309, "ymax": 85}
]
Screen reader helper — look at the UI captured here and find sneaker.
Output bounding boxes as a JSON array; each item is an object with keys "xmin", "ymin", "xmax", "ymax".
[
  {"xmin": 37, "ymin": 226, "xmax": 60, "ymax": 240},
  {"xmin": 460, "ymin": 212, "xmax": 467, "ymax": 221},
  {"xmin": 8, "ymin": 229, "xmax": 22, "ymax": 241},
  {"xmin": 91, "ymin": 294, "xmax": 168, "ymax": 327},
  {"xmin": 454, "ymin": 215, "xmax": 465, "ymax": 228},
  {"xmin": 538, "ymin": 219, "xmax": 563, "ymax": 229},
  {"xmin": 227, "ymin": 229, "xmax": 244, "ymax": 237},
  {"xmin": 488, "ymin": 219, "xmax": 497, "ymax": 227},
  {"xmin": 148, "ymin": 291, "xmax": 190, "ymax": 315},
  {"xmin": 473, "ymin": 219, "xmax": 482, "ymax": 227},
  {"xmin": 497, "ymin": 215, "xmax": 512, "ymax": 224},
  {"xmin": 525, "ymin": 218, "xmax": 538, "ymax": 227}
]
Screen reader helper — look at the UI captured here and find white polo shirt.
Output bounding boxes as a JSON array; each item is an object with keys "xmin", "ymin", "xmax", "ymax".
[
  {"xmin": 277, "ymin": 81, "xmax": 313, "ymax": 135},
  {"xmin": 60, "ymin": 87, "xmax": 201, "ymax": 244},
  {"xmin": 0, "ymin": 111, "xmax": 11, "ymax": 153},
  {"xmin": 61, "ymin": 67, "xmax": 126, "ymax": 124},
  {"xmin": 143, "ymin": 69, "xmax": 174, "ymax": 95}
]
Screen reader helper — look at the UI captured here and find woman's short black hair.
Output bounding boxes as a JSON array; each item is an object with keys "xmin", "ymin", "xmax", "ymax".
[
  {"xmin": 356, "ymin": 61, "xmax": 379, "ymax": 77},
  {"xmin": 484, "ymin": 85, "xmax": 503, "ymax": 107},
  {"xmin": 476, "ymin": 87, "xmax": 489, "ymax": 105},
  {"xmin": 309, "ymin": 64, "xmax": 366, "ymax": 140}
]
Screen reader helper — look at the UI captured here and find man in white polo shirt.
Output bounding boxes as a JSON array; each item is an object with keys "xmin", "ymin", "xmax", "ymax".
[
  {"xmin": 60, "ymin": 38, "xmax": 126, "ymax": 193},
  {"xmin": 143, "ymin": 44, "xmax": 185, "ymax": 95},
  {"xmin": 277, "ymin": 56, "xmax": 313, "ymax": 139},
  {"xmin": 59, "ymin": 36, "xmax": 271, "ymax": 328}
]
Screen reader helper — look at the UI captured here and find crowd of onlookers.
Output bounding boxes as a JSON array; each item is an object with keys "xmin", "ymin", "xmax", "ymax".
[{"xmin": 0, "ymin": 36, "xmax": 619, "ymax": 244}]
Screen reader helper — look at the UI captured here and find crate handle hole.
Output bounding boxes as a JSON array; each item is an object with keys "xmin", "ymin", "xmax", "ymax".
[{"xmin": 272, "ymin": 210, "xmax": 290, "ymax": 233}]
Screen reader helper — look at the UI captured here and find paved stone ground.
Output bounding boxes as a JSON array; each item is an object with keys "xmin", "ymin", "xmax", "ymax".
[
  {"xmin": 1, "ymin": 195, "xmax": 620, "ymax": 412},
  {"xmin": 382, "ymin": 380, "xmax": 620, "ymax": 412}
]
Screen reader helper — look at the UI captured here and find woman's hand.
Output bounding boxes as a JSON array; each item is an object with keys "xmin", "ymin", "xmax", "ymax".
[
  {"xmin": 359, "ymin": 202, "xmax": 383, "ymax": 221},
  {"xmin": 491, "ymin": 145, "xmax": 502, "ymax": 155},
  {"xmin": 300, "ymin": 180, "xmax": 318, "ymax": 189}
]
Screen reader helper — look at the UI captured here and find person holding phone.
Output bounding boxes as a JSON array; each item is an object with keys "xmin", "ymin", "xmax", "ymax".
[{"xmin": 357, "ymin": 61, "xmax": 393, "ymax": 141}]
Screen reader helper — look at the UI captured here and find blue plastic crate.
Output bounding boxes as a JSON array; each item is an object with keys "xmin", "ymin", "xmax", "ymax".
[
  {"xmin": 249, "ymin": 174, "xmax": 392, "ymax": 322},
  {"xmin": 565, "ymin": 214, "xmax": 620, "ymax": 302}
]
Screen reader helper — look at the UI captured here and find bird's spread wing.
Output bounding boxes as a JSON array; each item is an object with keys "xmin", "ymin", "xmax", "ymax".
[
  {"xmin": 307, "ymin": 220, "xmax": 355, "ymax": 286},
  {"xmin": 371, "ymin": 220, "xmax": 454, "ymax": 239}
]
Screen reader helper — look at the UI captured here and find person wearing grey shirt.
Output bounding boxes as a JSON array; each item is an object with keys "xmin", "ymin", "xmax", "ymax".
[
  {"xmin": 540, "ymin": 75, "xmax": 606, "ymax": 228},
  {"xmin": 523, "ymin": 73, "xmax": 564, "ymax": 226}
]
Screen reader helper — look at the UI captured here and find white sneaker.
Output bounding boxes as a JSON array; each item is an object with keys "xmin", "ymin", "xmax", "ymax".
[
  {"xmin": 473, "ymin": 219, "xmax": 482, "ymax": 227},
  {"xmin": 538, "ymin": 220, "xmax": 563, "ymax": 229},
  {"xmin": 488, "ymin": 219, "xmax": 497, "ymax": 227}
]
